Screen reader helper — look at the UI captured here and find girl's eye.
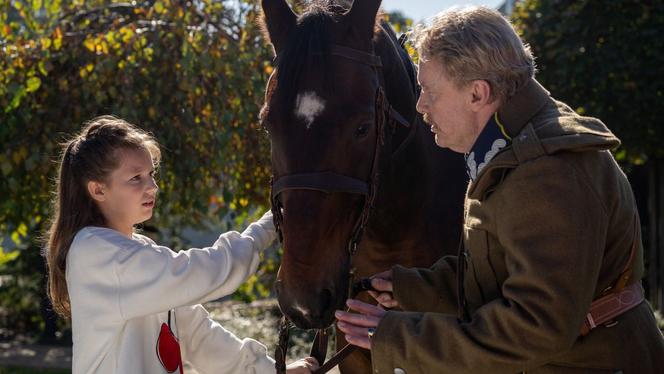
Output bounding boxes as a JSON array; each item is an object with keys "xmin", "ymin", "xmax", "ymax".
[
  {"xmin": 130, "ymin": 175, "xmax": 141, "ymax": 182},
  {"xmin": 355, "ymin": 123, "xmax": 370, "ymax": 138}
]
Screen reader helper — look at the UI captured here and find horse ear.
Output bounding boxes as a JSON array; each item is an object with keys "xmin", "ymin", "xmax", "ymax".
[
  {"xmin": 345, "ymin": 0, "xmax": 382, "ymax": 41},
  {"xmin": 260, "ymin": 0, "xmax": 297, "ymax": 54}
]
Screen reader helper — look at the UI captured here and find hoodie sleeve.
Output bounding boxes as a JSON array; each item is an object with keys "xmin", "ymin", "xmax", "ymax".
[
  {"xmin": 177, "ymin": 304, "xmax": 275, "ymax": 374},
  {"xmin": 69, "ymin": 211, "xmax": 276, "ymax": 321},
  {"xmin": 113, "ymin": 229, "xmax": 263, "ymax": 320}
]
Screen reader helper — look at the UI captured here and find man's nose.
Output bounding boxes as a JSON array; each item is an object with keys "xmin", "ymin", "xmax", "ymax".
[{"xmin": 416, "ymin": 95, "xmax": 427, "ymax": 115}]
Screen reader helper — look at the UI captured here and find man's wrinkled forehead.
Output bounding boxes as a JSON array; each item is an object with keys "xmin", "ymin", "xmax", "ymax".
[{"xmin": 417, "ymin": 58, "xmax": 445, "ymax": 89}]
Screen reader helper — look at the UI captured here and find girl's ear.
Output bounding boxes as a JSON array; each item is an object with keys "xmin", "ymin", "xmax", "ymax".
[{"xmin": 87, "ymin": 180, "xmax": 107, "ymax": 202}]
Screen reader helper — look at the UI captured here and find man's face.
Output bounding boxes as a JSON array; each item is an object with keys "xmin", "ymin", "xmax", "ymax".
[{"xmin": 416, "ymin": 58, "xmax": 479, "ymax": 153}]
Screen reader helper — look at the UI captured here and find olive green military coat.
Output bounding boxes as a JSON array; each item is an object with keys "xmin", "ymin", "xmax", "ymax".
[{"xmin": 371, "ymin": 79, "xmax": 664, "ymax": 374}]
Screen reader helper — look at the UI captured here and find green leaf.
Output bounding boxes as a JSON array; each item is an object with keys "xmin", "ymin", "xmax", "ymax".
[
  {"xmin": 32, "ymin": 0, "xmax": 43, "ymax": 12},
  {"xmin": 11, "ymin": 231, "xmax": 21, "ymax": 245},
  {"xmin": 38, "ymin": 61, "xmax": 49, "ymax": 76},
  {"xmin": 0, "ymin": 249, "xmax": 20, "ymax": 266},
  {"xmin": 5, "ymin": 86, "xmax": 26, "ymax": 113},
  {"xmin": 25, "ymin": 76, "xmax": 42, "ymax": 93}
]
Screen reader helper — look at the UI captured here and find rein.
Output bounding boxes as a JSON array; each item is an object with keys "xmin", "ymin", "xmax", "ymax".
[{"xmin": 271, "ymin": 42, "xmax": 416, "ymax": 374}]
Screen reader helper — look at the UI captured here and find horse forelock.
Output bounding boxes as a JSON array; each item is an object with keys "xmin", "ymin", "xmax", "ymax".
[{"xmin": 261, "ymin": 1, "xmax": 386, "ymax": 126}]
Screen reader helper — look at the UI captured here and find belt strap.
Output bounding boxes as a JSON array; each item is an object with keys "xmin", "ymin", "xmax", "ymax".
[
  {"xmin": 580, "ymin": 214, "xmax": 643, "ymax": 336},
  {"xmin": 580, "ymin": 281, "xmax": 644, "ymax": 335}
]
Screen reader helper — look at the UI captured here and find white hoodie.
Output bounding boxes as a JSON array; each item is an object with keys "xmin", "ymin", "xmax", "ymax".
[{"xmin": 66, "ymin": 211, "xmax": 277, "ymax": 374}]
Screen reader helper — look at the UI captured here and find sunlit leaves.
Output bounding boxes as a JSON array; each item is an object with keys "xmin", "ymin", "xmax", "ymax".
[{"xmin": 1, "ymin": 0, "xmax": 277, "ymax": 327}]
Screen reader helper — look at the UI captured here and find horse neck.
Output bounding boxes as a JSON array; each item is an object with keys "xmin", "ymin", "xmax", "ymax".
[{"xmin": 365, "ymin": 32, "xmax": 433, "ymax": 243}]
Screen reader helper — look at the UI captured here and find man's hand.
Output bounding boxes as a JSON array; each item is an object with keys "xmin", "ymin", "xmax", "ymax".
[
  {"xmin": 335, "ymin": 299, "xmax": 387, "ymax": 350},
  {"xmin": 368, "ymin": 270, "xmax": 399, "ymax": 309},
  {"xmin": 286, "ymin": 357, "xmax": 319, "ymax": 373}
]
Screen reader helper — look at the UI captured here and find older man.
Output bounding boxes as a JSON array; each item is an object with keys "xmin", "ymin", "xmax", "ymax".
[{"xmin": 335, "ymin": 6, "xmax": 664, "ymax": 374}]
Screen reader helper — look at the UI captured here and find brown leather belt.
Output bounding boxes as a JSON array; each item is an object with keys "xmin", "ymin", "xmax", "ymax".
[{"xmin": 580, "ymin": 281, "xmax": 644, "ymax": 336}]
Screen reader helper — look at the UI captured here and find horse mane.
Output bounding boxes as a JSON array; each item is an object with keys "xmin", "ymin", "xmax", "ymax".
[{"xmin": 260, "ymin": 0, "xmax": 385, "ymax": 122}]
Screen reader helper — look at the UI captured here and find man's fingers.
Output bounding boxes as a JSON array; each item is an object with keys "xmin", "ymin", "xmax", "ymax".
[
  {"xmin": 346, "ymin": 299, "xmax": 386, "ymax": 317},
  {"xmin": 335, "ymin": 309, "xmax": 381, "ymax": 327},
  {"xmin": 366, "ymin": 290, "xmax": 398, "ymax": 309},
  {"xmin": 370, "ymin": 277, "xmax": 393, "ymax": 293},
  {"xmin": 337, "ymin": 321, "xmax": 376, "ymax": 350},
  {"xmin": 378, "ymin": 298, "xmax": 398, "ymax": 309},
  {"xmin": 336, "ymin": 321, "xmax": 372, "ymax": 339},
  {"xmin": 371, "ymin": 269, "xmax": 392, "ymax": 280}
]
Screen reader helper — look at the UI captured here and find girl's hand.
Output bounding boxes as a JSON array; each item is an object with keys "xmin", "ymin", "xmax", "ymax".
[
  {"xmin": 286, "ymin": 356, "xmax": 319, "ymax": 373},
  {"xmin": 367, "ymin": 270, "xmax": 398, "ymax": 309}
]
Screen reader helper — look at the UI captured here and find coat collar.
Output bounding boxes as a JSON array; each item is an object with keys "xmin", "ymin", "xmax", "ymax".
[
  {"xmin": 466, "ymin": 78, "xmax": 552, "ymax": 200},
  {"xmin": 497, "ymin": 78, "xmax": 551, "ymax": 138}
]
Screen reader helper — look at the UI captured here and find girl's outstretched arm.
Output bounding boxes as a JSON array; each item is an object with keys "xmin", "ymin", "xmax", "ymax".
[{"xmin": 67, "ymin": 211, "xmax": 276, "ymax": 321}]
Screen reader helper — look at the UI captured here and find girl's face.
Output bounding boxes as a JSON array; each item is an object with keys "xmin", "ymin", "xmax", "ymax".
[{"xmin": 93, "ymin": 147, "xmax": 158, "ymax": 235}]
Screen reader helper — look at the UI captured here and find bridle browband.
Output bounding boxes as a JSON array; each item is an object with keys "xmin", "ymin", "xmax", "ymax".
[{"xmin": 271, "ymin": 41, "xmax": 417, "ymax": 374}]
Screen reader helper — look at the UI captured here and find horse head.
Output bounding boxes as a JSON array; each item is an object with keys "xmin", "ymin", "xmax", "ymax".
[{"xmin": 260, "ymin": 0, "xmax": 421, "ymax": 329}]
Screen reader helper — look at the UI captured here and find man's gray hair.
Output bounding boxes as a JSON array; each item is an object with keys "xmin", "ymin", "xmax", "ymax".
[{"xmin": 410, "ymin": 6, "xmax": 536, "ymax": 103}]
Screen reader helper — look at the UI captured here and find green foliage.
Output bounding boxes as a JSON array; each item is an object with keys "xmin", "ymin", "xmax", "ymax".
[
  {"xmin": 1, "ymin": 0, "xmax": 274, "ymax": 336},
  {"xmin": 512, "ymin": 0, "xmax": 664, "ymax": 164},
  {"xmin": 384, "ymin": 10, "xmax": 412, "ymax": 35},
  {"xmin": 0, "ymin": 0, "xmax": 422, "ymax": 338}
]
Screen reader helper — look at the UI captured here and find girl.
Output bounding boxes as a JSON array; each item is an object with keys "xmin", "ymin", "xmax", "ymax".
[{"xmin": 45, "ymin": 116, "xmax": 317, "ymax": 374}]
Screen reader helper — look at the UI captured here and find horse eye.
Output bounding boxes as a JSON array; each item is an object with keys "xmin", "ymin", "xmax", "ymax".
[{"xmin": 355, "ymin": 123, "xmax": 370, "ymax": 138}]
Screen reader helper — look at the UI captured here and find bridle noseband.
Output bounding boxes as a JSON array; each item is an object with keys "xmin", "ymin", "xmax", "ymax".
[{"xmin": 271, "ymin": 42, "xmax": 416, "ymax": 374}]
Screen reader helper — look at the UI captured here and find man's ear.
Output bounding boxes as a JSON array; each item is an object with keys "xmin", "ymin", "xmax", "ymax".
[
  {"xmin": 87, "ymin": 180, "xmax": 107, "ymax": 202},
  {"xmin": 469, "ymin": 80, "xmax": 494, "ymax": 111}
]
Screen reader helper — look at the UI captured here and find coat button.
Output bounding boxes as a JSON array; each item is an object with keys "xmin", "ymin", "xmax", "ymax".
[{"xmin": 394, "ymin": 369, "xmax": 406, "ymax": 374}]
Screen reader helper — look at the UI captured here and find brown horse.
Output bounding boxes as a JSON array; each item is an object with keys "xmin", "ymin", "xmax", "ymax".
[{"xmin": 260, "ymin": 0, "xmax": 467, "ymax": 372}]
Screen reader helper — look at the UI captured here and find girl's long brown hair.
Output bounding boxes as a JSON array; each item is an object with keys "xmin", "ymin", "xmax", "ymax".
[{"xmin": 45, "ymin": 116, "xmax": 160, "ymax": 318}]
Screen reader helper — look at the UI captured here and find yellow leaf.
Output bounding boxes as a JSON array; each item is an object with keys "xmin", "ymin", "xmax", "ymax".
[
  {"xmin": 106, "ymin": 31, "xmax": 116, "ymax": 44},
  {"xmin": 53, "ymin": 27, "xmax": 62, "ymax": 50},
  {"xmin": 38, "ymin": 61, "xmax": 48, "ymax": 75},
  {"xmin": 83, "ymin": 37, "xmax": 96, "ymax": 52},
  {"xmin": 0, "ymin": 250, "xmax": 20, "ymax": 266},
  {"xmin": 120, "ymin": 27, "xmax": 134, "ymax": 43},
  {"xmin": 25, "ymin": 76, "xmax": 41, "ymax": 93},
  {"xmin": 11, "ymin": 232, "xmax": 20, "ymax": 245},
  {"xmin": 17, "ymin": 223, "xmax": 27, "ymax": 237},
  {"xmin": 40, "ymin": 37, "xmax": 51, "ymax": 49}
]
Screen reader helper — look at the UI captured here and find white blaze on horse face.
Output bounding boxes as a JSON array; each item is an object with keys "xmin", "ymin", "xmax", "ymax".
[{"xmin": 294, "ymin": 91, "xmax": 325, "ymax": 130}]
